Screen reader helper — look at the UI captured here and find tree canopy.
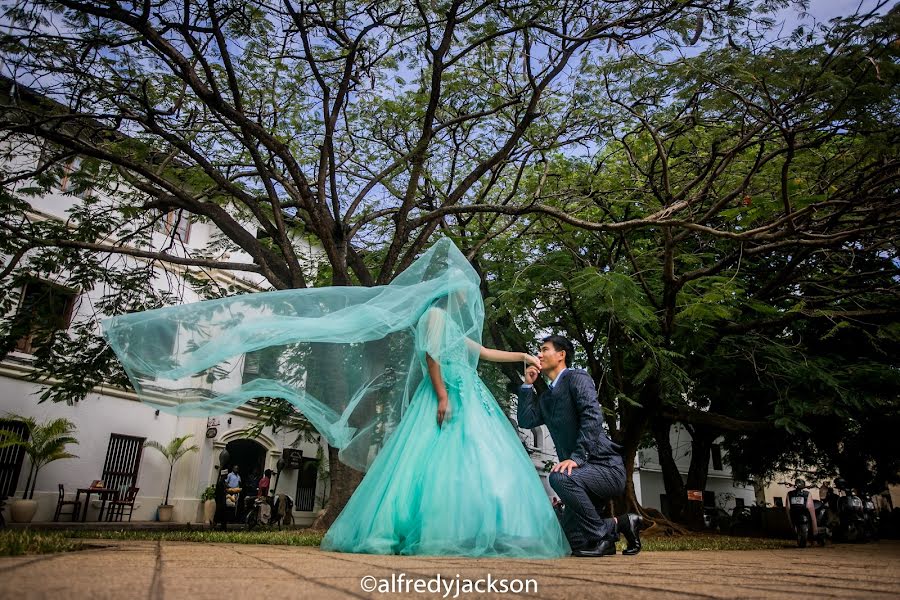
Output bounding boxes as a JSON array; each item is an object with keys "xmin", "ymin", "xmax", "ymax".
[{"xmin": 1, "ymin": 0, "xmax": 897, "ymax": 525}]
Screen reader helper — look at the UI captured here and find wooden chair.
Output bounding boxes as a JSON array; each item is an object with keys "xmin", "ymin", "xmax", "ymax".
[
  {"xmin": 53, "ymin": 484, "xmax": 82, "ymax": 522},
  {"xmin": 106, "ymin": 486, "xmax": 139, "ymax": 522}
]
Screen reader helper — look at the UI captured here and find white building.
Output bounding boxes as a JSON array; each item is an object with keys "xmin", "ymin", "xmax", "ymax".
[
  {"xmin": 635, "ymin": 424, "xmax": 756, "ymax": 516},
  {"xmin": 1, "ymin": 130, "xmax": 328, "ymax": 525}
]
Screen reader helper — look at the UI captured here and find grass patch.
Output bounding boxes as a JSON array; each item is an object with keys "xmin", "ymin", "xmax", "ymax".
[
  {"xmin": 62, "ymin": 528, "xmax": 326, "ymax": 547},
  {"xmin": 1, "ymin": 516, "xmax": 789, "ymax": 556},
  {"xmin": 634, "ymin": 534, "xmax": 792, "ymax": 552},
  {"xmin": 0, "ymin": 529, "xmax": 85, "ymax": 556},
  {"xmin": 56, "ymin": 528, "xmax": 788, "ymax": 553}
]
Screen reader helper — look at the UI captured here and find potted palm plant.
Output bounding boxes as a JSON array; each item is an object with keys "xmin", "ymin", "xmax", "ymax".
[
  {"xmin": 200, "ymin": 484, "xmax": 217, "ymax": 525},
  {"xmin": 0, "ymin": 415, "xmax": 78, "ymax": 523},
  {"xmin": 144, "ymin": 434, "xmax": 199, "ymax": 522}
]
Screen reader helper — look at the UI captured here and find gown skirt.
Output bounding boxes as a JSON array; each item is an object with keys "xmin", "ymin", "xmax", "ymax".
[{"xmin": 321, "ymin": 370, "xmax": 570, "ymax": 558}]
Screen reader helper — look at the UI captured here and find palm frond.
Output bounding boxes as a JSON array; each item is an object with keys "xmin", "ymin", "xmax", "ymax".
[{"xmin": 144, "ymin": 434, "xmax": 198, "ymax": 465}]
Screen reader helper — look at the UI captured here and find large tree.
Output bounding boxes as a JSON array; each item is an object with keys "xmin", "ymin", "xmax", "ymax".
[
  {"xmin": 465, "ymin": 4, "xmax": 899, "ymax": 525},
  {"xmin": 0, "ymin": 0, "xmax": 747, "ymax": 526}
]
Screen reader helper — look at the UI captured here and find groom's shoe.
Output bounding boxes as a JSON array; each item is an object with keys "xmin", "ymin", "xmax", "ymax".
[
  {"xmin": 616, "ymin": 513, "xmax": 644, "ymax": 556},
  {"xmin": 571, "ymin": 539, "xmax": 616, "ymax": 558}
]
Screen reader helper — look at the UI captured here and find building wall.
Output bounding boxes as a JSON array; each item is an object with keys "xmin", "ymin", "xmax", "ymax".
[
  {"xmin": 635, "ymin": 424, "xmax": 756, "ymax": 515},
  {"xmin": 0, "ymin": 371, "xmax": 325, "ymax": 523},
  {"xmin": 0, "ymin": 135, "xmax": 331, "ymax": 524}
]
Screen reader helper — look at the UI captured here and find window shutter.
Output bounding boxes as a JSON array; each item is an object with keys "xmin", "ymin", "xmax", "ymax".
[
  {"xmin": 0, "ymin": 420, "xmax": 29, "ymax": 498},
  {"xmin": 102, "ymin": 434, "xmax": 146, "ymax": 493}
]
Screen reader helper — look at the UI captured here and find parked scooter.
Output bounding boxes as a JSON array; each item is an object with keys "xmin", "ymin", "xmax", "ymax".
[
  {"xmin": 861, "ymin": 491, "xmax": 880, "ymax": 541},
  {"xmin": 244, "ymin": 494, "xmax": 272, "ymax": 529},
  {"xmin": 834, "ymin": 478, "xmax": 866, "ymax": 543},
  {"xmin": 787, "ymin": 479, "xmax": 831, "ymax": 548}
]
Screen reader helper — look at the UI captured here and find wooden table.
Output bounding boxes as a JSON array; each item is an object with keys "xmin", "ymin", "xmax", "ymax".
[{"xmin": 76, "ymin": 487, "xmax": 119, "ymax": 522}]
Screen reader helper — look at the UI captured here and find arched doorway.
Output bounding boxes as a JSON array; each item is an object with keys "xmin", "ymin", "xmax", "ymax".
[{"xmin": 224, "ymin": 438, "xmax": 266, "ymax": 496}]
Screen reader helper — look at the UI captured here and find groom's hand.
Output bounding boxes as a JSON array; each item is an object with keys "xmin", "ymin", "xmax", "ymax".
[
  {"xmin": 524, "ymin": 365, "xmax": 540, "ymax": 385},
  {"xmin": 551, "ymin": 460, "xmax": 578, "ymax": 476}
]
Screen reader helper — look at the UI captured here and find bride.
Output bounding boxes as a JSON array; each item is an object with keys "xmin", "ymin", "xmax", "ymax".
[{"xmin": 102, "ymin": 238, "xmax": 569, "ymax": 557}]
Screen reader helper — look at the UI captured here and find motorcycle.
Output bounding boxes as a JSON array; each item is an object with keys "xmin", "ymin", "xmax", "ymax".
[
  {"xmin": 787, "ymin": 479, "xmax": 830, "ymax": 548},
  {"xmin": 834, "ymin": 478, "xmax": 866, "ymax": 543},
  {"xmin": 244, "ymin": 494, "xmax": 272, "ymax": 530},
  {"xmin": 245, "ymin": 493, "xmax": 294, "ymax": 529},
  {"xmin": 860, "ymin": 492, "xmax": 880, "ymax": 541}
]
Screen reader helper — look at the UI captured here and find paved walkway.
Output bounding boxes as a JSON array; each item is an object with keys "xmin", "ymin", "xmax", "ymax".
[{"xmin": 1, "ymin": 540, "xmax": 898, "ymax": 599}]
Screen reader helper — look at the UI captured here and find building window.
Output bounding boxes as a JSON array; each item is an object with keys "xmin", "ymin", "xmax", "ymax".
[
  {"xmin": 295, "ymin": 457, "xmax": 319, "ymax": 511},
  {"xmin": 102, "ymin": 434, "xmax": 146, "ymax": 494},
  {"xmin": 58, "ymin": 157, "xmax": 78, "ymax": 193},
  {"xmin": 116, "ymin": 320, "xmax": 177, "ymax": 380},
  {"xmin": 243, "ymin": 351, "xmax": 261, "ymax": 382},
  {"xmin": 242, "ymin": 347, "xmax": 281, "ymax": 384},
  {"xmin": 59, "ymin": 157, "xmax": 92, "ymax": 199},
  {"xmin": 155, "ymin": 210, "xmax": 191, "ymax": 243},
  {"xmin": 735, "ymin": 497, "xmax": 745, "ymax": 508},
  {"xmin": 0, "ymin": 419, "xmax": 29, "ymax": 498},
  {"xmin": 774, "ymin": 497, "xmax": 784, "ymax": 508},
  {"xmin": 711, "ymin": 444, "xmax": 723, "ymax": 471},
  {"xmin": 13, "ymin": 279, "xmax": 78, "ymax": 354}
]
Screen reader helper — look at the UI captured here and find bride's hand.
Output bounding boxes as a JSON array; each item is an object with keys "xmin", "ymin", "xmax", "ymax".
[
  {"xmin": 523, "ymin": 354, "xmax": 540, "ymax": 370},
  {"xmin": 437, "ymin": 396, "xmax": 450, "ymax": 426}
]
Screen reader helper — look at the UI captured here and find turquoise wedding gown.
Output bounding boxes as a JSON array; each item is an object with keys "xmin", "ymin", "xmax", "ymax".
[
  {"xmin": 102, "ymin": 238, "xmax": 569, "ymax": 558},
  {"xmin": 321, "ymin": 306, "xmax": 570, "ymax": 557}
]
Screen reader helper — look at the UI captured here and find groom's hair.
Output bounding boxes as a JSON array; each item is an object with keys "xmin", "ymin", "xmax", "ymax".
[{"xmin": 542, "ymin": 335, "xmax": 574, "ymax": 367}]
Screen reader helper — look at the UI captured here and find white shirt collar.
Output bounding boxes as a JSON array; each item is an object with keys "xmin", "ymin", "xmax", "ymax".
[{"xmin": 550, "ymin": 367, "xmax": 568, "ymax": 388}]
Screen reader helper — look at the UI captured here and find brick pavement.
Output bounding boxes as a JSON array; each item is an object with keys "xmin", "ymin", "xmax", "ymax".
[{"xmin": 1, "ymin": 539, "xmax": 898, "ymax": 599}]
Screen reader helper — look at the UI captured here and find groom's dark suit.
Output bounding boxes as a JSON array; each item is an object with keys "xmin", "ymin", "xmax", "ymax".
[{"xmin": 517, "ymin": 368, "xmax": 625, "ymax": 549}]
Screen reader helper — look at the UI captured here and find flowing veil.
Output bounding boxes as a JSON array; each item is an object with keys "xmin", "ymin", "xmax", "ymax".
[{"xmin": 101, "ymin": 238, "xmax": 483, "ymax": 471}]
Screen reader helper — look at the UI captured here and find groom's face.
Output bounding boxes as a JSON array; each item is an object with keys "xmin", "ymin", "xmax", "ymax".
[{"xmin": 538, "ymin": 342, "xmax": 565, "ymax": 373}]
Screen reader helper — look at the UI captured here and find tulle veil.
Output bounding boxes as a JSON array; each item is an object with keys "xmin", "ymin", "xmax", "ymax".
[{"xmin": 101, "ymin": 238, "xmax": 483, "ymax": 471}]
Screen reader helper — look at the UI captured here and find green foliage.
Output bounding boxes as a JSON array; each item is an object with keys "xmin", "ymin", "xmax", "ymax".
[
  {"xmin": 0, "ymin": 0, "xmax": 896, "ymax": 517},
  {"xmin": 144, "ymin": 434, "xmax": 200, "ymax": 466},
  {"xmin": 200, "ymin": 485, "xmax": 216, "ymax": 501},
  {"xmin": 0, "ymin": 529, "xmax": 84, "ymax": 556},
  {"xmin": 468, "ymin": 6, "xmax": 899, "ymax": 508},
  {"xmin": 63, "ymin": 528, "xmax": 325, "ymax": 546},
  {"xmin": 0, "ymin": 415, "xmax": 78, "ymax": 499},
  {"xmin": 143, "ymin": 434, "xmax": 199, "ymax": 506}
]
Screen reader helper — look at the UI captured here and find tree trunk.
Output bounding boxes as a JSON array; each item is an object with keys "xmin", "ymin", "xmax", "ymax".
[
  {"xmin": 616, "ymin": 377, "xmax": 659, "ymax": 515},
  {"xmin": 652, "ymin": 418, "xmax": 687, "ymax": 522},
  {"xmin": 620, "ymin": 441, "xmax": 643, "ymax": 516},
  {"xmin": 307, "ymin": 334, "xmax": 363, "ymax": 530},
  {"xmin": 683, "ymin": 426, "xmax": 715, "ymax": 530},
  {"xmin": 311, "ymin": 446, "xmax": 363, "ymax": 529}
]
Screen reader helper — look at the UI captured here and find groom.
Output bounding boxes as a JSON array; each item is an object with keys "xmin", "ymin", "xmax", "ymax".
[{"xmin": 518, "ymin": 335, "xmax": 643, "ymax": 557}]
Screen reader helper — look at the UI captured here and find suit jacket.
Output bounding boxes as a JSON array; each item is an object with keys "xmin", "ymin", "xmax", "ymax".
[{"xmin": 517, "ymin": 368, "xmax": 622, "ymax": 466}]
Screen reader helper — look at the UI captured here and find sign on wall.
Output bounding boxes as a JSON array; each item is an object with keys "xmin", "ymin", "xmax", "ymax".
[{"xmin": 282, "ymin": 448, "xmax": 303, "ymax": 469}]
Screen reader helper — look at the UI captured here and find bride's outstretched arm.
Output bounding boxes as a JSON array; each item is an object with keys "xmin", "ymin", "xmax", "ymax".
[{"xmin": 466, "ymin": 338, "xmax": 540, "ymax": 368}]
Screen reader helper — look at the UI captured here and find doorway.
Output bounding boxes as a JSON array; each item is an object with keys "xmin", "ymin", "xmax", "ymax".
[{"xmin": 224, "ymin": 438, "xmax": 267, "ymax": 496}]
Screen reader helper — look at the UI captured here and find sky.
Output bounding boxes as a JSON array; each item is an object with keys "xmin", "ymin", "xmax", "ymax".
[{"xmin": 806, "ymin": 0, "xmax": 887, "ymax": 21}]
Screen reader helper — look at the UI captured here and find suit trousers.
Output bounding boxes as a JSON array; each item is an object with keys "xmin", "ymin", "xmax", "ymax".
[{"xmin": 549, "ymin": 458, "xmax": 626, "ymax": 548}]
